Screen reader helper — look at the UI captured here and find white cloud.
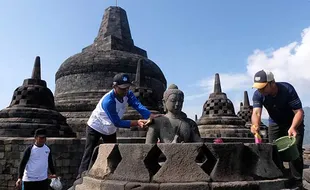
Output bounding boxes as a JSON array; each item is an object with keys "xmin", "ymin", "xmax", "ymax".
[
  {"xmin": 184, "ymin": 26, "xmax": 310, "ymax": 120},
  {"xmin": 246, "ymin": 27, "xmax": 310, "ymax": 106}
]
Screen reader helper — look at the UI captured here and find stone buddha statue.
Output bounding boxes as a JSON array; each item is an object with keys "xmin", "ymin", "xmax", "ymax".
[{"xmin": 145, "ymin": 84, "xmax": 202, "ymax": 143}]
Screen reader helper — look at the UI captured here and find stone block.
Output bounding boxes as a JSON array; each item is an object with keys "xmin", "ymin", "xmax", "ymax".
[
  {"xmin": 125, "ymin": 182, "xmax": 159, "ymax": 190},
  {"xmin": 0, "ymin": 153, "xmax": 4, "ymax": 159},
  {"xmin": 14, "ymin": 160, "xmax": 20, "ymax": 167},
  {"xmin": 75, "ymin": 176, "xmax": 103, "ymax": 190},
  {"xmin": 61, "ymin": 167, "xmax": 69, "ymax": 174},
  {"xmin": 56, "ymin": 160, "xmax": 63, "ymax": 167},
  {"xmin": 7, "ymin": 180, "xmax": 15, "ymax": 187},
  {"xmin": 10, "ymin": 168, "xmax": 17, "ymax": 174},
  {"xmin": 70, "ymin": 159, "xmax": 80, "ymax": 167},
  {"xmin": 18, "ymin": 145, "xmax": 27, "ymax": 151},
  {"xmin": 152, "ymin": 143, "xmax": 210, "ymax": 183},
  {"xmin": 244, "ymin": 143, "xmax": 283, "ymax": 179},
  {"xmin": 61, "ymin": 173, "xmax": 72, "ymax": 180},
  {"xmin": 159, "ymin": 182, "xmax": 210, "ymax": 190},
  {"xmin": 0, "ymin": 160, "xmax": 5, "ymax": 166},
  {"xmin": 5, "ymin": 145, "xmax": 11, "ymax": 151},
  {"xmin": 4, "ymin": 174, "xmax": 12, "ymax": 180},
  {"xmin": 206, "ymin": 143, "xmax": 251, "ymax": 182},
  {"xmin": 257, "ymin": 179, "xmax": 287, "ymax": 189},
  {"xmin": 88, "ymin": 144, "xmax": 119, "ymax": 179},
  {"xmin": 10, "ymin": 152, "xmax": 20, "ymax": 159},
  {"xmin": 61, "ymin": 152, "xmax": 70, "ymax": 158},
  {"xmin": 304, "ymin": 168, "xmax": 310, "ymax": 182},
  {"xmin": 63, "ymin": 159, "xmax": 71, "ymax": 166},
  {"xmin": 303, "ymin": 179, "xmax": 310, "ymax": 190},
  {"xmin": 101, "ymin": 180, "xmax": 127, "ymax": 190},
  {"xmin": 11, "ymin": 145, "xmax": 19, "ymax": 151},
  {"xmin": 70, "ymin": 166, "xmax": 78, "ymax": 173},
  {"xmin": 210, "ymin": 181, "xmax": 259, "ymax": 190},
  {"xmin": 110, "ymin": 144, "xmax": 154, "ymax": 182}
]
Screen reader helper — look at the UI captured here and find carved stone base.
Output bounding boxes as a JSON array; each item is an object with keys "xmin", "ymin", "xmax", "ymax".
[
  {"xmin": 76, "ymin": 177, "xmax": 289, "ymax": 190},
  {"xmin": 73, "ymin": 143, "xmax": 295, "ymax": 190}
]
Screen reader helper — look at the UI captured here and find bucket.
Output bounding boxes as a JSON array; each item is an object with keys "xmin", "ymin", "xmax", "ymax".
[{"xmin": 274, "ymin": 136, "xmax": 299, "ymax": 162}]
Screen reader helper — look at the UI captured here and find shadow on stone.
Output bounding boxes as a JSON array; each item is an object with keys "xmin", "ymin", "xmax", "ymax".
[
  {"xmin": 242, "ymin": 145, "xmax": 260, "ymax": 178},
  {"xmin": 144, "ymin": 144, "xmax": 166, "ymax": 179},
  {"xmin": 195, "ymin": 144, "xmax": 217, "ymax": 176},
  {"xmin": 107, "ymin": 145, "xmax": 122, "ymax": 173}
]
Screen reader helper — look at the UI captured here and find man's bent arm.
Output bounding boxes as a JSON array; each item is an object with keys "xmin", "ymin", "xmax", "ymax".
[
  {"xmin": 291, "ymin": 108, "xmax": 304, "ymax": 129},
  {"xmin": 127, "ymin": 91, "xmax": 151, "ymax": 119}
]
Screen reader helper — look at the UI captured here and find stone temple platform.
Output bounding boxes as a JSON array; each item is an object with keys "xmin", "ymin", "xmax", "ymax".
[{"xmin": 75, "ymin": 143, "xmax": 296, "ymax": 190}]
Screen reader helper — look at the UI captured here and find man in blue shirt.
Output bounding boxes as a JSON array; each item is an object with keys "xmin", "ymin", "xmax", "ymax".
[
  {"xmin": 251, "ymin": 70, "xmax": 304, "ymax": 186},
  {"xmin": 77, "ymin": 73, "xmax": 159, "ymax": 178}
]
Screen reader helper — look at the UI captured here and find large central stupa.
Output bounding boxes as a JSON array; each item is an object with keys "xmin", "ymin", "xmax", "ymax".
[{"xmin": 54, "ymin": 6, "xmax": 167, "ymax": 136}]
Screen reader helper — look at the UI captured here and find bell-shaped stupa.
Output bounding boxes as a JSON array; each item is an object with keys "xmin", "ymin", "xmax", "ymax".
[
  {"xmin": 0, "ymin": 56, "xmax": 75, "ymax": 137},
  {"xmin": 54, "ymin": 6, "xmax": 167, "ymax": 136},
  {"xmin": 197, "ymin": 73, "xmax": 252, "ymax": 138}
]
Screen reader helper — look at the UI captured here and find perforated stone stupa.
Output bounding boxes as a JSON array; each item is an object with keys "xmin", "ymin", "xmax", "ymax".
[
  {"xmin": 54, "ymin": 6, "xmax": 167, "ymax": 136},
  {"xmin": 197, "ymin": 73, "xmax": 252, "ymax": 138},
  {"xmin": 237, "ymin": 91, "xmax": 268, "ymax": 138},
  {"xmin": 0, "ymin": 56, "xmax": 75, "ymax": 137}
]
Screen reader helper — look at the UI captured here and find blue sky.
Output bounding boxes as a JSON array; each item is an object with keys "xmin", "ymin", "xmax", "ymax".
[{"xmin": 1, "ymin": 0, "xmax": 310, "ymax": 120}]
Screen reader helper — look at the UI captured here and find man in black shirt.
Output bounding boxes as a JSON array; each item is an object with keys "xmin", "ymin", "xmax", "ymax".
[{"xmin": 251, "ymin": 70, "xmax": 304, "ymax": 186}]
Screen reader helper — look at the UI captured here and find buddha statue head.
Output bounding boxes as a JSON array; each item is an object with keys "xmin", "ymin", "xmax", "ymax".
[
  {"xmin": 145, "ymin": 84, "xmax": 202, "ymax": 144},
  {"xmin": 163, "ymin": 84, "xmax": 184, "ymax": 116}
]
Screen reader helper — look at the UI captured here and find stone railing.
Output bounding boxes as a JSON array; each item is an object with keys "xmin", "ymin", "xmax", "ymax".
[{"xmin": 76, "ymin": 143, "xmax": 291, "ymax": 190}]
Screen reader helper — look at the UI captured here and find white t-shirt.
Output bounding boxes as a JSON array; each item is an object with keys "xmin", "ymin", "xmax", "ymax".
[{"xmin": 22, "ymin": 144, "xmax": 52, "ymax": 181}]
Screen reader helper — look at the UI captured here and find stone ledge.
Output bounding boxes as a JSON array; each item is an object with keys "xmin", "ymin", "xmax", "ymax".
[{"xmin": 74, "ymin": 178, "xmax": 290, "ymax": 190}]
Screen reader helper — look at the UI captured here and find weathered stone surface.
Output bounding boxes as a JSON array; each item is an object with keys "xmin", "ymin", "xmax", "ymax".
[
  {"xmin": 304, "ymin": 168, "xmax": 310, "ymax": 182},
  {"xmin": 75, "ymin": 176, "xmax": 104, "ymax": 190},
  {"xmin": 159, "ymin": 182, "xmax": 209, "ymax": 190},
  {"xmin": 197, "ymin": 74, "xmax": 252, "ymax": 138},
  {"xmin": 100, "ymin": 180, "xmax": 127, "ymax": 190},
  {"xmin": 109, "ymin": 144, "xmax": 154, "ymax": 182},
  {"xmin": 303, "ymin": 179, "xmax": 310, "ymax": 190},
  {"xmin": 210, "ymin": 181, "xmax": 259, "ymax": 190},
  {"xmin": 245, "ymin": 143, "xmax": 283, "ymax": 179},
  {"xmin": 0, "ymin": 56, "xmax": 75, "ymax": 137},
  {"xmin": 257, "ymin": 179, "xmax": 287, "ymax": 189},
  {"xmin": 54, "ymin": 6, "xmax": 167, "ymax": 136},
  {"xmin": 88, "ymin": 144, "xmax": 121, "ymax": 179},
  {"xmin": 152, "ymin": 143, "xmax": 210, "ymax": 183},
  {"xmin": 125, "ymin": 182, "xmax": 159, "ymax": 190},
  {"xmin": 206, "ymin": 143, "xmax": 250, "ymax": 181}
]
